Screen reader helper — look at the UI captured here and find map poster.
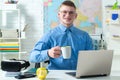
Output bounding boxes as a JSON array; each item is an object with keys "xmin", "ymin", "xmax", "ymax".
[{"xmin": 43, "ymin": 0, "xmax": 102, "ymax": 35}]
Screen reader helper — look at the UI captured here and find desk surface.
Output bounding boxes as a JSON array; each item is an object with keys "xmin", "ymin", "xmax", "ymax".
[{"xmin": 0, "ymin": 70, "xmax": 120, "ymax": 80}]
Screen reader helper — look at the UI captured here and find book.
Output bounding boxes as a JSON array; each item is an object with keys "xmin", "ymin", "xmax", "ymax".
[{"xmin": 1, "ymin": 29, "xmax": 19, "ymax": 38}]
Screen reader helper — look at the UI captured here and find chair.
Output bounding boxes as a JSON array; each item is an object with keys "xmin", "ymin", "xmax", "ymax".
[{"xmin": 35, "ymin": 60, "xmax": 50, "ymax": 68}]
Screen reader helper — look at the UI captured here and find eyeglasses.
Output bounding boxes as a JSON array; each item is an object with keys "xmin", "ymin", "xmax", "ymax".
[{"xmin": 59, "ymin": 10, "xmax": 76, "ymax": 15}]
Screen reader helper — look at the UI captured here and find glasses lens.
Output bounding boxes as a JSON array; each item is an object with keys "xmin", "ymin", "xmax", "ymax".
[{"xmin": 60, "ymin": 11, "xmax": 75, "ymax": 15}]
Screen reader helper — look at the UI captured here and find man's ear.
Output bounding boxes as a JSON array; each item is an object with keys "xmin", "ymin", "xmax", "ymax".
[
  {"xmin": 58, "ymin": 11, "xmax": 60, "ymax": 15},
  {"xmin": 57, "ymin": 12, "xmax": 60, "ymax": 18},
  {"xmin": 75, "ymin": 13, "xmax": 77, "ymax": 19}
]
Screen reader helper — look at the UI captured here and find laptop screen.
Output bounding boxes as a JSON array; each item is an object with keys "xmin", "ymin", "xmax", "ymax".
[{"xmin": 76, "ymin": 50, "xmax": 113, "ymax": 78}]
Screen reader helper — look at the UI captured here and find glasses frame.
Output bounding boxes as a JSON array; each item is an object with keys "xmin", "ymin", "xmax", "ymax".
[{"xmin": 59, "ymin": 10, "xmax": 76, "ymax": 15}]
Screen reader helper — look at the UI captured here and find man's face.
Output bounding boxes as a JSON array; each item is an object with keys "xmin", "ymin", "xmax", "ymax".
[{"xmin": 58, "ymin": 5, "xmax": 77, "ymax": 27}]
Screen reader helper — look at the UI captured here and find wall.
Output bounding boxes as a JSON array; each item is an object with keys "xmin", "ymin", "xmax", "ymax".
[
  {"xmin": 17, "ymin": 0, "xmax": 44, "ymax": 60},
  {"xmin": 0, "ymin": 0, "xmax": 120, "ymax": 70},
  {"xmin": 102, "ymin": 0, "xmax": 120, "ymax": 71}
]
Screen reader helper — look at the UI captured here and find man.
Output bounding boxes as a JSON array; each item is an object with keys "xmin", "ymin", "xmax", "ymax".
[{"xmin": 30, "ymin": 0, "xmax": 93, "ymax": 70}]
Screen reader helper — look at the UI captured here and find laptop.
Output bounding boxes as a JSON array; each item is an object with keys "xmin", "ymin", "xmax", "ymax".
[{"xmin": 66, "ymin": 50, "xmax": 113, "ymax": 78}]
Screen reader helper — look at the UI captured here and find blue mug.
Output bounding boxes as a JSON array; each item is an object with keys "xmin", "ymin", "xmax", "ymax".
[{"xmin": 112, "ymin": 13, "xmax": 118, "ymax": 20}]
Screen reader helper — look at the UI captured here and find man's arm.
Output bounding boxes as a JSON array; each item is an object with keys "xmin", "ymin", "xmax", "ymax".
[
  {"xmin": 29, "ymin": 31, "xmax": 62, "ymax": 63},
  {"xmin": 30, "ymin": 44, "xmax": 61, "ymax": 63},
  {"xmin": 29, "ymin": 41, "xmax": 50, "ymax": 63},
  {"xmin": 29, "ymin": 32, "xmax": 52, "ymax": 63}
]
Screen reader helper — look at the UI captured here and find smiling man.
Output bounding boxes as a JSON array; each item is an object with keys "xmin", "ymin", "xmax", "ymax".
[{"xmin": 30, "ymin": 0, "xmax": 93, "ymax": 70}]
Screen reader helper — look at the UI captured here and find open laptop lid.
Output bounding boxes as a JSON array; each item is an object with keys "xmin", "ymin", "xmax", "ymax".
[{"xmin": 76, "ymin": 50, "xmax": 113, "ymax": 78}]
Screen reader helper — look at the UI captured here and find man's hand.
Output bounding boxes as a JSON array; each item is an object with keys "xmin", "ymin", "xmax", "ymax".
[{"xmin": 48, "ymin": 46, "xmax": 61, "ymax": 58}]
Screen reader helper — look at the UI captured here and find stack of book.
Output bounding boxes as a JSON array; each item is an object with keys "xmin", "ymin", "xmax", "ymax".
[{"xmin": 0, "ymin": 42, "xmax": 19, "ymax": 52}]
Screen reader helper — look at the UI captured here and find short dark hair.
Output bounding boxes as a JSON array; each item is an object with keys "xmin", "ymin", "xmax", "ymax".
[{"xmin": 60, "ymin": 0, "xmax": 76, "ymax": 9}]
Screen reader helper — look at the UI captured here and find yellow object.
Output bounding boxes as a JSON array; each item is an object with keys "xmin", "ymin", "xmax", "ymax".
[
  {"xmin": 106, "ymin": 18, "xmax": 110, "ymax": 24},
  {"xmin": 36, "ymin": 67, "xmax": 48, "ymax": 80}
]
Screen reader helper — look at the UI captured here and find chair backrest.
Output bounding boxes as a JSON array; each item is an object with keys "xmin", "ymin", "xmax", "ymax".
[
  {"xmin": 35, "ymin": 60, "xmax": 50, "ymax": 68},
  {"xmin": 35, "ymin": 63, "xmax": 40, "ymax": 68}
]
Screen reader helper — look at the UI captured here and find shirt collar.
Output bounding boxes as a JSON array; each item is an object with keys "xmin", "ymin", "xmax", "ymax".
[{"xmin": 59, "ymin": 24, "xmax": 74, "ymax": 32}]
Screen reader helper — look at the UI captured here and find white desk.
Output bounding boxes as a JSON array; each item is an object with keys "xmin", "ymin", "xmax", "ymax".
[
  {"xmin": 46, "ymin": 70, "xmax": 120, "ymax": 80},
  {"xmin": 0, "ymin": 70, "xmax": 120, "ymax": 80}
]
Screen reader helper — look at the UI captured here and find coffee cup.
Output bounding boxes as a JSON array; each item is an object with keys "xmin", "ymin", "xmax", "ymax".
[{"xmin": 61, "ymin": 46, "xmax": 71, "ymax": 59}]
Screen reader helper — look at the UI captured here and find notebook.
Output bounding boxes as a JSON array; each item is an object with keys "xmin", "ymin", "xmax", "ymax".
[{"xmin": 66, "ymin": 50, "xmax": 113, "ymax": 78}]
